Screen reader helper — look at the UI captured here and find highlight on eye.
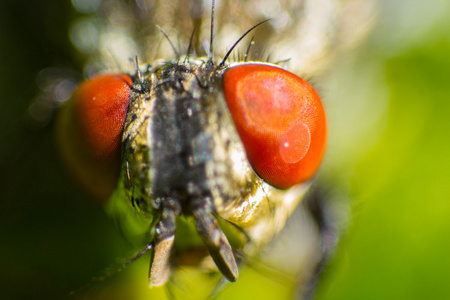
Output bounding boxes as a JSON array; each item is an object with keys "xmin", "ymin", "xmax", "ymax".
[{"xmin": 223, "ymin": 63, "xmax": 327, "ymax": 189}]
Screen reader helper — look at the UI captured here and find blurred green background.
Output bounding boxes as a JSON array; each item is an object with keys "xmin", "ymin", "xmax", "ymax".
[
  {"xmin": 1, "ymin": 0, "xmax": 450, "ymax": 299},
  {"xmin": 316, "ymin": 1, "xmax": 450, "ymax": 299}
]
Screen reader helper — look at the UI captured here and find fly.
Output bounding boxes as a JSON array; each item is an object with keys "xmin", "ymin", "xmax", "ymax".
[
  {"xmin": 102, "ymin": 3, "xmax": 326, "ymax": 284},
  {"xmin": 52, "ymin": 0, "xmax": 375, "ymax": 294}
]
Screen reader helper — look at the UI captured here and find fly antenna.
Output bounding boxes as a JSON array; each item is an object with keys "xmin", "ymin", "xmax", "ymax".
[
  {"xmin": 156, "ymin": 25, "xmax": 180, "ymax": 60},
  {"xmin": 207, "ymin": 0, "xmax": 215, "ymax": 64},
  {"xmin": 219, "ymin": 19, "xmax": 270, "ymax": 68}
]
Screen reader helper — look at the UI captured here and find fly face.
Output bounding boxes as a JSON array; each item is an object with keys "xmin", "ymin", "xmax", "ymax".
[
  {"xmin": 121, "ymin": 61, "xmax": 257, "ymax": 218},
  {"xmin": 54, "ymin": 0, "xmax": 375, "ymax": 293},
  {"xmin": 117, "ymin": 61, "xmax": 260, "ymax": 284},
  {"xmin": 106, "ymin": 57, "xmax": 324, "ymax": 285}
]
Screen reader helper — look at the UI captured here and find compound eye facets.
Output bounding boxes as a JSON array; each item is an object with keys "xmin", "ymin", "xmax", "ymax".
[
  {"xmin": 223, "ymin": 64, "xmax": 327, "ymax": 189},
  {"xmin": 57, "ymin": 74, "xmax": 132, "ymax": 201}
]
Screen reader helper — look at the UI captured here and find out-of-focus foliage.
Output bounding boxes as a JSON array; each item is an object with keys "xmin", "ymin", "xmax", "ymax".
[
  {"xmin": 1, "ymin": 0, "xmax": 450, "ymax": 299},
  {"xmin": 316, "ymin": 1, "xmax": 450, "ymax": 299}
]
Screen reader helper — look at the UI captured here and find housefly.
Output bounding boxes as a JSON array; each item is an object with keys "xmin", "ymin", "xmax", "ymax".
[{"xmin": 48, "ymin": 0, "xmax": 375, "ymax": 297}]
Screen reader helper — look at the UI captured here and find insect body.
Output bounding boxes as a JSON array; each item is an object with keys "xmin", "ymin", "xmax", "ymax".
[
  {"xmin": 56, "ymin": 0, "xmax": 327, "ymax": 288},
  {"xmin": 58, "ymin": 58, "xmax": 326, "ymax": 286}
]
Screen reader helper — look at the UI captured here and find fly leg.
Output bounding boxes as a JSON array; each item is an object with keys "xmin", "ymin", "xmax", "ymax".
[
  {"xmin": 191, "ymin": 196, "xmax": 239, "ymax": 282},
  {"xmin": 149, "ymin": 198, "xmax": 181, "ymax": 287},
  {"xmin": 301, "ymin": 186, "xmax": 341, "ymax": 300}
]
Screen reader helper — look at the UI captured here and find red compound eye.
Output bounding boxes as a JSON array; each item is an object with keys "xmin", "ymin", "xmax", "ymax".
[
  {"xmin": 57, "ymin": 74, "xmax": 132, "ymax": 201},
  {"xmin": 223, "ymin": 64, "xmax": 326, "ymax": 189}
]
